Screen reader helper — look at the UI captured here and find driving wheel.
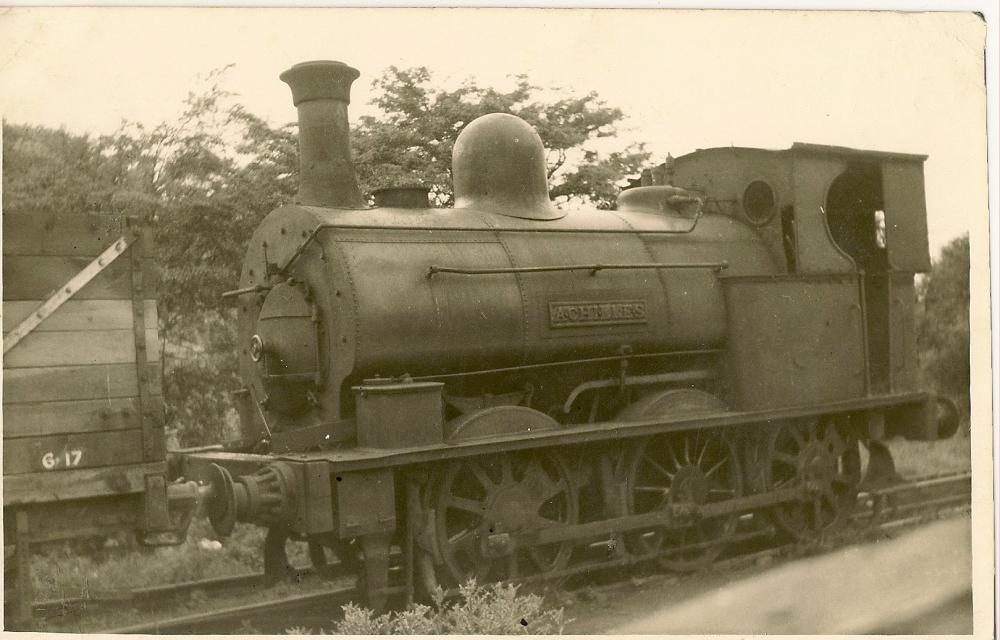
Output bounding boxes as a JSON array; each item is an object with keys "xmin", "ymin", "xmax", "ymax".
[
  {"xmin": 764, "ymin": 417, "xmax": 861, "ymax": 540},
  {"xmin": 419, "ymin": 451, "xmax": 578, "ymax": 590},
  {"xmin": 625, "ymin": 429, "xmax": 743, "ymax": 571}
]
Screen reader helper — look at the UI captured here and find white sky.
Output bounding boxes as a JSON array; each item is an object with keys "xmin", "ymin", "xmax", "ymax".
[{"xmin": 0, "ymin": 8, "xmax": 987, "ymax": 257}]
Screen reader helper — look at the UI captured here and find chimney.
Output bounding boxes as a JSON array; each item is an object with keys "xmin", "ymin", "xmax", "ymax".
[{"xmin": 280, "ymin": 60, "xmax": 365, "ymax": 208}]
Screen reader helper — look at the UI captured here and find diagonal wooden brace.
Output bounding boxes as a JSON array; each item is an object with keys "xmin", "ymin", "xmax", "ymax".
[{"xmin": 3, "ymin": 234, "xmax": 132, "ymax": 355}]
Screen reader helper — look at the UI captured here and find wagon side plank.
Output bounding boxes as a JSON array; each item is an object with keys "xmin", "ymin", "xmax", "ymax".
[
  {"xmin": 2, "ymin": 362, "xmax": 162, "ymax": 403},
  {"xmin": 3, "ymin": 395, "xmax": 164, "ymax": 438},
  {"xmin": 2, "ymin": 211, "xmax": 123, "ymax": 257},
  {"xmin": 2, "ymin": 461, "xmax": 167, "ymax": 506},
  {"xmin": 2, "ymin": 429, "xmax": 145, "ymax": 475},
  {"xmin": 3, "ymin": 299, "xmax": 158, "ymax": 332},
  {"xmin": 3, "ymin": 328, "xmax": 160, "ymax": 368},
  {"xmin": 2, "ymin": 255, "xmax": 158, "ymax": 301}
]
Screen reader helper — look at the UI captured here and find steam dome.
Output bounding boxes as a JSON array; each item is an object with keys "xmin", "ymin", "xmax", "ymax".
[{"xmin": 452, "ymin": 114, "xmax": 562, "ymax": 221}]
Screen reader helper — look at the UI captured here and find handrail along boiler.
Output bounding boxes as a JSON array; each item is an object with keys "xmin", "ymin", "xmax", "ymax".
[{"xmin": 183, "ymin": 59, "xmax": 959, "ymax": 606}]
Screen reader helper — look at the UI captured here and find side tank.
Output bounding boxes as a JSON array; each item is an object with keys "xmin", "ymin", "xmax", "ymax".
[{"xmin": 233, "ymin": 61, "xmax": 777, "ymax": 444}]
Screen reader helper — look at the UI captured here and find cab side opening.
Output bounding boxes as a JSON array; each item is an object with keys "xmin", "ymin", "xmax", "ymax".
[{"xmin": 825, "ymin": 163, "xmax": 890, "ymax": 392}]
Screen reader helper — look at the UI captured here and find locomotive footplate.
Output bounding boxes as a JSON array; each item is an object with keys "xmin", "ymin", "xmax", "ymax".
[{"xmin": 191, "ymin": 391, "xmax": 933, "ymax": 475}]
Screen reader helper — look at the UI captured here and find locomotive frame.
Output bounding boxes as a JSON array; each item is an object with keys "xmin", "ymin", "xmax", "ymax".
[{"xmin": 173, "ymin": 59, "xmax": 959, "ymax": 608}]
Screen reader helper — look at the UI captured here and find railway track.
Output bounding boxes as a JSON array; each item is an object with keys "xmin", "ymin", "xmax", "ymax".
[{"xmin": 34, "ymin": 470, "xmax": 970, "ymax": 634}]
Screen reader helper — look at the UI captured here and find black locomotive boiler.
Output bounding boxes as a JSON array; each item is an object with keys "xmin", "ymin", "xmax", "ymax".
[{"xmin": 182, "ymin": 59, "xmax": 957, "ymax": 606}]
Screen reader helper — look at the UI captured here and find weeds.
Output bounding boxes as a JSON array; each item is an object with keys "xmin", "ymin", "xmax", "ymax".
[
  {"xmin": 328, "ymin": 580, "xmax": 566, "ymax": 635},
  {"xmin": 30, "ymin": 519, "xmax": 263, "ymax": 600},
  {"xmin": 888, "ymin": 428, "xmax": 971, "ymax": 478}
]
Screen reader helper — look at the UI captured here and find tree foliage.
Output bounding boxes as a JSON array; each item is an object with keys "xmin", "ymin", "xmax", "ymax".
[
  {"xmin": 1, "ymin": 124, "xmax": 130, "ymax": 215},
  {"xmin": 353, "ymin": 66, "xmax": 649, "ymax": 207},
  {"xmin": 917, "ymin": 234, "xmax": 970, "ymax": 416},
  {"xmin": 3, "ymin": 65, "xmax": 646, "ymax": 446}
]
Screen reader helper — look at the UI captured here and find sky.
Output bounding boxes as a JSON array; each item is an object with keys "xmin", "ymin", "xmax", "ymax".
[{"xmin": 0, "ymin": 8, "xmax": 987, "ymax": 257}]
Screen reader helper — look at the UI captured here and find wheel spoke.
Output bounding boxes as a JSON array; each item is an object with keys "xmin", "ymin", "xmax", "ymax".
[
  {"xmin": 773, "ymin": 475, "xmax": 797, "ymax": 489},
  {"xmin": 666, "ymin": 441, "xmax": 682, "ymax": 471},
  {"xmin": 642, "ymin": 453, "xmax": 675, "ymax": 480},
  {"xmin": 445, "ymin": 495, "xmax": 487, "ymax": 515},
  {"xmin": 773, "ymin": 451, "xmax": 799, "ymax": 467},
  {"xmin": 469, "ymin": 463, "xmax": 494, "ymax": 490},
  {"xmin": 634, "ymin": 485, "xmax": 671, "ymax": 494},
  {"xmin": 703, "ymin": 456, "xmax": 730, "ymax": 478},
  {"xmin": 697, "ymin": 437, "xmax": 710, "ymax": 467},
  {"xmin": 447, "ymin": 528, "xmax": 479, "ymax": 553}
]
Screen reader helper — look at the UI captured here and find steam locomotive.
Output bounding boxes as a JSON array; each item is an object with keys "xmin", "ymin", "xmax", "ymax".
[{"xmin": 178, "ymin": 59, "xmax": 957, "ymax": 606}]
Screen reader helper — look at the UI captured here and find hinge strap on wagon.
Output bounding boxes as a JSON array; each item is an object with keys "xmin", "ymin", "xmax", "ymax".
[{"xmin": 3, "ymin": 234, "xmax": 133, "ymax": 355}]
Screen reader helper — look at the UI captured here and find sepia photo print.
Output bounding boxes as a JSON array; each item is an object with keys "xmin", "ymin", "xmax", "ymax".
[{"xmin": 0, "ymin": 7, "xmax": 992, "ymax": 635}]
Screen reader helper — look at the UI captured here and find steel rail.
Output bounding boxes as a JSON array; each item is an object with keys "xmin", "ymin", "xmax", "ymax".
[
  {"xmin": 100, "ymin": 585, "xmax": 363, "ymax": 634},
  {"xmin": 57, "ymin": 470, "xmax": 968, "ymax": 634},
  {"xmin": 34, "ymin": 568, "xmax": 301, "ymax": 615}
]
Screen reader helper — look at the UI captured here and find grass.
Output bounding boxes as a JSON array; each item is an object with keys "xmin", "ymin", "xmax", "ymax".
[
  {"xmin": 30, "ymin": 519, "xmax": 263, "ymax": 602},
  {"xmin": 886, "ymin": 426, "xmax": 971, "ymax": 478},
  {"xmin": 32, "ymin": 563, "xmax": 346, "ymax": 633},
  {"xmin": 28, "ymin": 518, "xmax": 333, "ymax": 632}
]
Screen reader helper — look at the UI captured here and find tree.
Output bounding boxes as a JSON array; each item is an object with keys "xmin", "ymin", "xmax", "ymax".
[
  {"xmin": 917, "ymin": 234, "xmax": 970, "ymax": 417},
  {"xmin": 2, "ymin": 124, "xmax": 122, "ymax": 214},
  {"xmin": 352, "ymin": 66, "xmax": 649, "ymax": 208}
]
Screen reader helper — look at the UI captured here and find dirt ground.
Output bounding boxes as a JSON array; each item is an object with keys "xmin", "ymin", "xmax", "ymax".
[
  {"xmin": 560, "ymin": 552, "xmax": 790, "ymax": 633},
  {"xmin": 561, "ymin": 516, "xmax": 971, "ymax": 634}
]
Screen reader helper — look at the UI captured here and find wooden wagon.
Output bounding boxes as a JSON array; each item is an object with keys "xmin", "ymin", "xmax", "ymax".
[{"xmin": 2, "ymin": 211, "xmax": 196, "ymax": 625}]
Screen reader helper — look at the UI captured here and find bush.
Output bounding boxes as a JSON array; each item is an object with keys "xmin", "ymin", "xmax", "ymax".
[
  {"xmin": 917, "ymin": 235, "xmax": 970, "ymax": 419},
  {"xmin": 161, "ymin": 310, "xmax": 242, "ymax": 448},
  {"xmin": 301, "ymin": 580, "xmax": 566, "ymax": 635}
]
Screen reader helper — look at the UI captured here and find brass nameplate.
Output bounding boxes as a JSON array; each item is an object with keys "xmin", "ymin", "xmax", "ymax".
[{"xmin": 549, "ymin": 300, "xmax": 648, "ymax": 328}]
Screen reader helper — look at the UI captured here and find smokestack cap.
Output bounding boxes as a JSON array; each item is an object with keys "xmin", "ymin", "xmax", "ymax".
[{"xmin": 280, "ymin": 60, "xmax": 360, "ymax": 106}]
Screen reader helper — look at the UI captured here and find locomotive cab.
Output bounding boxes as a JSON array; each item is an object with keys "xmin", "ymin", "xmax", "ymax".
[{"xmin": 669, "ymin": 144, "xmax": 949, "ymax": 439}]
